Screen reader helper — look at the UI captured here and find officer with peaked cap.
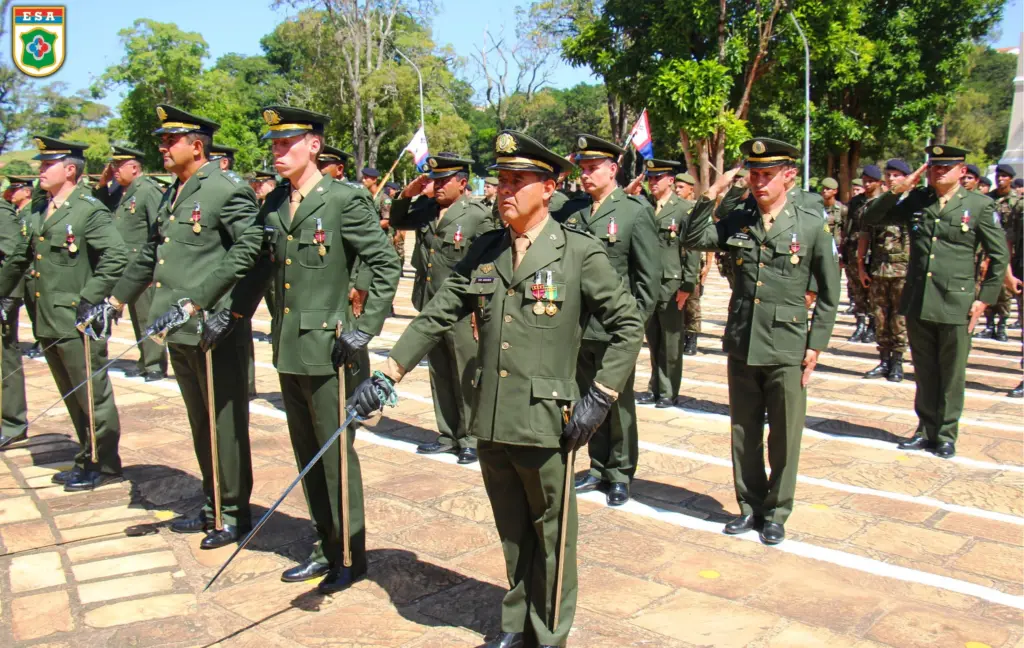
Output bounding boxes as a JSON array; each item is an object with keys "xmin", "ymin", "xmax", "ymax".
[
  {"xmin": 683, "ymin": 137, "xmax": 840, "ymax": 545},
  {"xmin": 635, "ymin": 158, "xmax": 699, "ymax": 408},
  {"xmin": 389, "ymin": 152, "xmax": 499, "ymax": 464},
  {"xmin": 317, "ymin": 145, "xmax": 350, "ymax": 180},
  {"xmin": 229, "ymin": 105, "xmax": 400, "ymax": 592},
  {"xmin": 557, "ymin": 133, "xmax": 660, "ymax": 507},
  {"xmin": 0, "ymin": 176, "xmax": 33, "ymax": 446},
  {"xmin": 347, "ymin": 129, "xmax": 644, "ymax": 648},
  {"xmin": 209, "ymin": 143, "xmax": 237, "ymax": 171},
  {"xmin": 0, "ymin": 137, "xmax": 129, "ymax": 493},
  {"xmin": 863, "ymin": 145, "xmax": 1008, "ymax": 458},
  {"xmin": 249, "ymin": 169, "xmax": 278, "ymax": 205},
  {"xmin": 93, "ymin": 146, "xmax": 168, "ymax": 381},
  {"xmin": 103, "ymin": 105, "xmax": 263, "ymax": 546}
]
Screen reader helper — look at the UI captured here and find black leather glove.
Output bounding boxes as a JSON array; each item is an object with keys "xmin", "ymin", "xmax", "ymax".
[
  {"xmin": 75, "ymin": 298, "xmax": 95, "ymax": 328},
  {"xmin": 200, "ymin": 309, "xmax": 239, "ymax": 353},
  {"xmin": 347, "ymin": 373, "xmax": 396, "ymax": 419},
  {"xmin": 0, "ymin": 297, "xmax": 17, "ymax": 323},
  {"xmin": 332, "ymin": 329, "xmax": 373, "ymax": 370},
  {"xmin": 145, "ymin": 303, "xmax": 191, "ymax": 338},
  {"xmin": 560, "ymin": 386, "xmax": 615, "ymax": 452}
]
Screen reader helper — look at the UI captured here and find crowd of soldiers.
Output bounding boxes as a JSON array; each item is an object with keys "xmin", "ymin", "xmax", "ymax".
[{"xmin": 0, "ymin": 99, "xmax": 1020, "ymax": 648}]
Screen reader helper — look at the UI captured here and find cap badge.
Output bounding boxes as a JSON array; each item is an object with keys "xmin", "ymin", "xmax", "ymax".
[
  {"xmin": 933, "ymin": 146, "xmax": 943, "ymax": 155},
  {"xmin": 428, "ymin": 158, "xmax": 438, "ymax": 169},
  {"xmin": 156, "ymin": 106, "xmax": 168, "ymax": 121},
  {"xmin": 263, "ymin": 109, "xmax": 281, "ymax": 126},
  {"xmin": 496, "ymin": 133, "xmax": 517, "ymax": 154},
  {"xmin": 752, "ymin": 141, "xmax": 766, "ymax": 155},
  {"xmin": 646, "ymin": 160, "xmax": 654, "ymax": 168},
  {"xmin": 33, "ymin": 138, "xmax": 45, "ymax": 150},
  {"xmin": 577, "ymin": 136, "xmax": 587, "ymax": 149}
]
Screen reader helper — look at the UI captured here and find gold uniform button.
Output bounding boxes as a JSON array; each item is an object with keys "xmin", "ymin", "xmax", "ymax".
[
  {"xmin": 164, "ymin": 237, "xmax": 170, "ymax": 243},
  {"xmin": 287, "ymin": 235, "xmax": 293, "ymax": 241},
  {"xmin": 427, "ymin": 263, "xmax": 432, "ymax": 268},
  {"xmin": 760, "ymin": 245, "xmax": 767, "ymax": 251},
  {"xmin": 503, "ymin": 315, "xmax": 512, "ymax": 323},
  {"xmin": 501, "ymin": 342, "xmax": 509, "ymax": 350},
  {"xmin": 322, "ymin": 322, "xmax": 328, "ymax": 328},
  {"xmin": 756, "ymin": 281, "xmax": 763, "ymax": 286},
  {"xmin": 285, "ymin": 258, "xmax": 292, "ymax": 265},
  {"xmin": 34, "ymin": 291, "xmax": 40, "ymax": 297},
  {"xmin": 284, "ymin": 307, "xmax": 291, "ymax": 314},
  {"xmin": 284, "ymin": 283, "xmax": 291, "ymax": 289},
  {"xmin": 759, "ymin": 262, "xmax": 765, "ymax": 268},
  {"xmin": 38, "ymin": 236, "xmax": 44, "ymax": 242},
  {"xmin": 159, "ymin": 259, "xmax": 165, "ymax": 264},
  {"xmin": 36, "ymin": 254, "xmax": 42, "ymax": 260},
  {"xmin": 506, "ymin": 289, "xmax": 515, "ymax": 296},
  {"xmin": 754, "ymin": 298, "xmax": 761, "ymax": 304},
  {"xmin": 426, "ymin": 276, "xmax": 432, "ymax": 281},
  {"xmin": 929, "ymin": 254, "xmax": 935, "ymax": 259},
  {"xmin": 927, "ymin": 272, "xmax": 933, "ymax": 277},
  {"xmin": 552, "ymin": 391, "xmax": 558, "ymax": 397},
  {"xmin": 932, "ymin": 236, "xmax": 937, "ymax": 241},
  {"xmin": 499, "ymin": 370, "xmax": 508, "ymax": 377},
  {"xmin": 169, "ymin": 215, "xmax": 175, "ymax": 221},
  {"xmin": 155, "ymin": 282, "xmax": 162, "ymax": 288}
]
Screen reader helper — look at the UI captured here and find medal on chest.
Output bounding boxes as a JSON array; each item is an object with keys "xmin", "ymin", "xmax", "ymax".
[
  {"xmin": 789, "ymin": 232, "xmax": 800, "ymax": 265},
  {"xmin": 191, "ymin": 202, "xmax": 202, "ymax": 234},
  {"xmin": 608, "ymin": 216, "xmax": 618, "ymax": 243},
  {"xmin": 669, "ymin": 218, "xmax": 677, "ymax": 239},
  {"xmin": 129, "ymin": 197, "xmax": 137, "ymax": 215},
  {"xmin": 65, "ymin": 224, "xmax": 78, "ymax": 254},
  {"xmin": 20, "ymin": 220, "xmax": 26, "ymax": 238},
  {"xmin": 531, "ymin": 272, "xmax": 547, "ymax": 315},
  {"xmin": 961, "ymin": 210, "xmax": 970, "ymax": 233},
  {"xmin": 314, "ymin": 218, "xmax": 327, "ymax": 256},
  {"xmin": 544, "ymin": 271, "xmax": 559, "ymax": 316},
  {"xmin": 453, "ymin": 224, "xmax": 464, "ymax": 251}
]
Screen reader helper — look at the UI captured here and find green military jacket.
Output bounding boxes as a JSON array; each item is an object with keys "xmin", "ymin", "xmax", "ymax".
[
  {"xmin": 112, "ymin": 161, "xmax": 262, "ymax": 346},
  {"xmin": 842, "ymin": 193, "xmax": 872, "ymax": 264},
  {"xmin": 0, "ymin": 200, "xmax": 28, "ymax": 299},
  {"xmin": 389, "ymin": 217, "xmax": 645, "ymax": 448},
  {"xmin": 553, "ymin": 187, "xmax": 661, "ymax": 339},
  {"xmin": 103, "ymin": 176, "xmax": 164, "ymax": 259},
  {"xmin": 685, "ymin": 195, "xmax": 840, "ymax": 366},
  {"xmin": 390, "ymin": 194, "xmax": 499, "ymax": 311},
  {"xmin": 652, "ymin": 194, "xmax": 700, "ymax": 301},
  {"xmin": 0, "ymin": 186, "xmax": 128, "ymax": 338},
  {"xmin": 863, "ymin": 187, "xmax": 1008, "ymax": 324},
  {"xmin": 233, "ymin": 175, "xmax": 401, "ymax": 376}
]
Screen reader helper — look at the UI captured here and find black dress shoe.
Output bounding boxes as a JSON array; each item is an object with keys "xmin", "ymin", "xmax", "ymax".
[
  {"xmin": 1010, "ymin": 381, "xmax": 1023, "ymax": 398},
  {"xmin": 607, "ymin": 482, "xmax": 629, "ymax": 506},
  {"xmin": 200, "ymin": 524, "xmax": 249, "ymax": 550},
  {"xmin": 723, "ymin": 514, "xmax": 758, "ymax": 535},
  {"xmin": 635, "ymin": 391, "xmax": 657, "ymax": 404},
  {"xmin": 934, "ymin": 442, "xmax": 956, "ymax": 459},
  {"xmin": 316, "ymin": 565, "xmax": 366, "ymax": 594},
  {"xmin": 760, "ymin": 522, "xmax": 785, "ymax": 545},
  {"xmin": 52, "ymin": 466, "xmax": 86, "ymax": 485},
  {"xmin": 457, "ymin": 447, "xmax": 478, "ymax": 464},
  {"xmin": 170, "ymin": 514, "xmax": 209, "ymax": 534},
  {"xmin": 898, "ymin": 435, "xmax": 933, "ymax": 451},
  {"xmin": 478, "ymin": 632, "xmax": 524, "ymax": 648},
  {"xmin": 143, "ymin": 370, "xmax": 166, "ymax": 382},
  {"xmin": 123, "ymin": 367, "xmax": 144, "ymax": 378},
  {"xmin": 655, "ymin": 397, "xmax": 675, "ymax": 408},
  {"xmin": 574, "ymin": 473, "xmax": 603, "ymax": 492},
  {"xmin": 417, "ymin": 440, "xmax": 456, "ymax": 455},
  {"xmin": 0, "ymin": 430, "xmax": 27, "ymax": 450},
  {"xmin": 63, "ymin": 471, "xmax": 123, "ymax": 492},
  {"xmin": 281, "ymin": 560, "xmax": 331, "ymax": 583}
]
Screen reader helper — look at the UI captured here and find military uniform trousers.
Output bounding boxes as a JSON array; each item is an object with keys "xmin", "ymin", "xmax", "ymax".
[
  {"xmin": 869, "ymin": 277, "xmax": 907, "ymax": 353},
  {"xmin": 1, "ymin": 305, "xmax": 28, "ymax": 437},
  {"xmin": 168, "ymin": 324, "xmax": 252, "ymax": 528},
  {"xmin": 578, "ymin": 339, "xmax": 637, "ymax": 484},
  {"xmin": 280, "ymin": 363, "xmax": 366, "ymax": 572},
  {"xmin": 646, "ymin": 299, "xmax": 684, "ymax": 399},
  {"xmin": 906, "ymin": 318, "xmax": 972, "ymax": 445},
  {"xmin": 427, "ymin": 316, "xmax": 478, "ymax": 451},
  {"xmin": 39, "ymin": 334, "xmax": 121, "ymax": 474},
  {"xmin": 128, "ymin": 285, "xmax": 167, "ymax": 375},
  {"xmin": 478, "ymin": 440, "xmax": 577, "ymax": 647},
  {"xmin": 845, "ymin": 264, "xmax": 869, "ymax": 315},
  {"xmin": 685, "ymin": 283, "xmax": 703, "ymax": 334},
  {"xmin": 726, "ymin": 357, "xmax": 805, "ymax": 525}
]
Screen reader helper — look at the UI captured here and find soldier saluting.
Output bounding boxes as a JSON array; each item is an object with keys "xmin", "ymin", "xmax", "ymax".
[
  {"xmin": 684, "ymin": 138, "xmax": 840, "ymax": 545},
  {"xmin": 349, "ymin": 130, "xmax": 644, "ymax": 648}
]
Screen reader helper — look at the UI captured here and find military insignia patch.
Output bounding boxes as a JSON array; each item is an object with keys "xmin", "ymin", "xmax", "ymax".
[
  {"xmin": 12, "ymin": 7, "xmax": 66, "ymax": 78},
  {"xmin": 567, "ymin": 217, "xmax": 578, "ymax": 224},
  {"xmin": 263, "ymin": 109, "xmax": 281, "ymax": 126},
  {"xmin": 752, "ymin": 141, "xmax": 766, "ymax": 155},
  {"xmin": 933, "ymin": 146, "xmax": 943, "ymax": 155},
  {"xmin": 33, "ymin": 137, "xmax": 44, "ymax": 149},
  {"xmin": 495, "ymin": 133, "xmax": 516, "ymax": 154},
  {"xmin": 156, "ymin": 106, "xmax": 167, "ymax": 121},
  {"xmin": 824, "ymin": 222, "xmax": 829, "ymax": 233},
  {"xmin": 577, "ymin": 136, "xmax": 587, "ymax": 149},
  {"xmin": 480, "ymin": 264, "xmax": 494, "ymax": 273}
]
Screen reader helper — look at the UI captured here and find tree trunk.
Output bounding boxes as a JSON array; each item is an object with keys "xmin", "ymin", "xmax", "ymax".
[
  {"xmin": 680, "ymin": 129, "xmax": 697, "ymax": 192},
  {"xmin": 826, "ymin": 154, "xmax": 834, "ymax": 180},
  {"xmin": 838, "ymin": 147, "xmax": 850, "ymax": 203},
  {"xmin": 698, "ymin": 139, "xmax": 711, "ymax": 192},
  {"xmin": 935, "ymin": 120, "xmax": 947, "ymax": 145}
]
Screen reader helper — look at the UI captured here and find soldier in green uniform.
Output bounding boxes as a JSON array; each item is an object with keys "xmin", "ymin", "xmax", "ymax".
[
  {"xmin": 672, "ymin": 172, "xmax": 708, "ymax": 355},
  {"xmin": 674, "ymin": 172, "xmax": 695, "ymax": 200},
  {"xmin": 860, "ymin": 160, "xmax": 911, "ymax": 382},
  {"xmin": 228, "ymin": 106, "xmax": 401, "ymax": 592},
  {"xmin": 0, "ymin": 138, "xmax": 129, "ymax": 491},
  {"xmin": 557, "ymin": 134, "xmax": 659, "ymax": 507},
  {"xmin": 820, "ymin": 178, "xmax": 846, "ymax": 246},
  {"xmin": 92, "ymin": 146, "xmax": 168, "ymax": 380},
  {"xmin": 0, "ymin": 176, "xmax": 32, "ymax": 448},
  {"xmin": 961, "ymin": 164, "xmax": 982, "ymax": 193},
  {"xmin": 635, "ymin": 159, "xmax": 698, "ymax": 408},
  {"xmin": 1011, "ymin": 177, "xmax": 1024, "ymax": 333},
  {"xmin": 349, "ymin": 130, "xmax": 644, "ymax": 648},
  {"xmin": 863, "ymin": 146, "xmax": 1008, "ymax": 458},
  {"xmin": 389, "ymin": 152, "xmax": 498, "ymax": 464},
  {"xmin": 209, "ymin": 144, "xmax": 236, "ymax": 172},
  {"xmin": 843, "ymin": 165, "xmax": 882, "ymax": 339},
  {"xmin": 977, "ymin": 164, "xmax": 1022, "ymax": 341},
  {"xmin": 317, "ymin": 145, "xmax": 349, "ymax": 179},
  {"xmin": 850, "ymin": 178, "xmax": 865, "ymax": 198},
  {"xmin": 481, "ymin": 175, "xmax": 499, "ymax": 209},
  {"xmin": 249, "ymin": 169, "xmax": 278, "ymax": 205},
  {"xmin": 683, "ymin": 138, "xmax": 840, "ymax": 544},
  {"xmin": 106, "ymin": 105, "xmax": 263, "ymax": 547}
]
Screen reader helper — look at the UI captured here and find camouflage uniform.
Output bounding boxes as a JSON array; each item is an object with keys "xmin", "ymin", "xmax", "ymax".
[
  {"xmin": 867, "ymin": 224, "xmax": 910, "ymax": 354},
  {"xmin": 685, "ymin": 254, "xmax": 705, "ymax": 334},
  {"xmin": 824, "ymin": 201, "xmax": 847, "ymax": 247},
  {"xmin": 987, "ymin": 191, "xmax": 1023, "ymax": 330},
  {"xmin": 843, "ymin": 194, "xmax": 871, "ymax": 316}
]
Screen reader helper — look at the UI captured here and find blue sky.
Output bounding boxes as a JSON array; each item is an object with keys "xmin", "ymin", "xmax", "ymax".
[{"xmin": 2, "ymin": 0, "xmax": 1021, "ymax": 103}]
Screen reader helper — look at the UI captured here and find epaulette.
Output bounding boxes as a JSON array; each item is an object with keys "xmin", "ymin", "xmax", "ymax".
[
  {"xmin": 560, "ymin": 220, "xmax": 597, "ymax": 240},
  {"xmin": 225, "ymin": 171, "xmax": 242, "ymax": 184},
  {"xmin": 82, "ymin": 195, "xmax": 98, "ymax": 204}
]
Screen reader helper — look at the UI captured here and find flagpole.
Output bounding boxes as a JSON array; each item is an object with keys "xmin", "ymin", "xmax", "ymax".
[{"xmin": 374, "ymin": 150, "xmax": 406, "ymax": 200}]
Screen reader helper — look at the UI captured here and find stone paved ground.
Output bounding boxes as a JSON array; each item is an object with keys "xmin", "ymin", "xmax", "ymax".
[{"xmin": 1, "ymin": 242, "xmax": 1022, "ymax": 647}]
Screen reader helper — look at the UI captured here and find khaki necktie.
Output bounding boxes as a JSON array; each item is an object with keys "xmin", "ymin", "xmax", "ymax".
[
  {"xmin": 289, "ymin": 189, "xmax": 302, "ymax": 218},
  {"xmin": 512, "ymin": 235, "xmax": 531, "ymax": 271},
  {"xmin": 46, "ymin": 199, "xmax": 58, "ymax": 220}
]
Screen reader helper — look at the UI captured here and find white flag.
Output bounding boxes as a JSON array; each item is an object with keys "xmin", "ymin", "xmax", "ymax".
[{"xmin": 404, "ymin": 127, "xmax": 429, "ymax": 168}]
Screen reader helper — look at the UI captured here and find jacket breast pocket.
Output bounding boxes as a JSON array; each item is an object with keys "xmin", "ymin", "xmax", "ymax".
[
  {"xmin": 771, "ymin": 304, "xmax": 807, "ymax": 353},
  {"xmin": 298, "ymin": 229, "xmax": 334, "ymax": 268},
  {"xmin": 297, "ymin": 309, "xmax": 345, "ymax": 366},
  {"xmin": 522, "ymin": 282, "xmax": 566, "ymax": 329},
  {"xmin": 774, "ymin": 241, "xmax": 807, "ymax": 277},
  {"xmin": 468, "ymin": 279, "xmax": 499, "ymax": 322},
  {"xmin": 48, "ymin": 242, "xmax": 80, "ymax": 267},
  {"xmin": 530, "ymin": 377, "xmax": 579, "ymax": 436},
  {"xmin": 171, "ymin": 219, "xmax": 207, "ymax": 245}
]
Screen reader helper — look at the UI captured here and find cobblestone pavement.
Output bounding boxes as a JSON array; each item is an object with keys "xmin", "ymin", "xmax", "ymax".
[{"xmin": 1, "ymin": 244, "xmax": 1022, "ymax": 647}]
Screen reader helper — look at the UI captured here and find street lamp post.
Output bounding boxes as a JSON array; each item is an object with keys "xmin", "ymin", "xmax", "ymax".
[
  {"xmin": 789, "ymin": 11, "xmax": 811, "ymax": 191},
  {"xmin": 394, "ymin": 46, "xmax": 425, "ymax": 131}
]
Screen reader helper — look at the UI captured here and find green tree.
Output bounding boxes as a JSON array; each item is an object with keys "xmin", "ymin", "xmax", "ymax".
[
  {"xmin": 943, "ymin": 45, "xmax": 1017, "ymax": 167},
  {"xmin": 62, "ymin": 127, "xmax": 111, "ymax": 174},
  {"xmin": 0, "ymin": 0, "xmax": 32, "ymax": 155},
  {"xmin": 21, "ymin": 83, "xmax": 111, "ymax": 139}
]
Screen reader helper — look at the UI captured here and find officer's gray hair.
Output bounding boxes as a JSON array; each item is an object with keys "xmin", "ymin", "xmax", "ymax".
[
  {"xmin": 186, "ymin": 133, "xmax": 213, "ymax": 158},
  {"xmin": 455, "ymin": 171, "xmax": 469, "ymax": 182},
  {"xmin": 62, "ymin": 157, "xmax": 86, "ymax": 181}
]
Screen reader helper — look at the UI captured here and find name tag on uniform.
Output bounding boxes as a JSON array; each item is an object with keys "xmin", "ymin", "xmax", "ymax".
[
  {"xmin": 725, "ymin": 234, "xmax": 754, "ymax": 249},
  {"xmin": 474, "ymin": 277, "xmax": 495, "ymax": 284}
]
